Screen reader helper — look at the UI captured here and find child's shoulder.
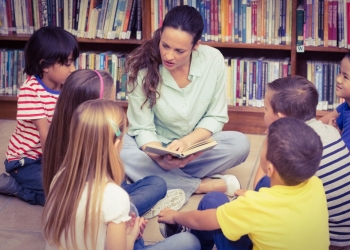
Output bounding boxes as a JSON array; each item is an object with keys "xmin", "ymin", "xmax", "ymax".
[
  {"xmin": 19, "ymin": 75, "xmax": 41, "ymax": 90},
  {"xmin": 306, "ymin": 119, "xmax": 342, "ymax": 145}
]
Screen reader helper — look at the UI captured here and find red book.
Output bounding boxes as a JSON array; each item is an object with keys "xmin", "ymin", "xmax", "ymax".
[
  {"xmin": 332, "ymin": 0, "xmax": 338, "ymax": 47},
  {"xmin": 159, "ymin": 0, "xmax": 163, "ymax": 28}
]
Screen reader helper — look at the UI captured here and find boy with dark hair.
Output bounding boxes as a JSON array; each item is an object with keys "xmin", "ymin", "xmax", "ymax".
[
  {"xmin": 254, "ymin": 75, "xmax": 350, "ymax": 249},
  {"xmin": 158, "ymin": 117, "xmax": 329, "ymax": 250}
]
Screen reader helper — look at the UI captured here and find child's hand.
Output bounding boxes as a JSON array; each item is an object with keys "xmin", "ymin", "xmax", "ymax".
[
  {"xmin": 158, "ymin": 208, "xmax": 177, "ymax": 224},
  {"xmin": 126, "ymin": 215, "xmax": 144, "ymax": 242},
  {"xmin": 129, "ymin": 212, "xmax": 148, "ymax": 239},
  {"xmin": 234, "ymin": 189, "xmax": 247, "ymax": 197},
  {"xmin": 328, "ymin": 117, "xmax": 341, "ymax": 133}
]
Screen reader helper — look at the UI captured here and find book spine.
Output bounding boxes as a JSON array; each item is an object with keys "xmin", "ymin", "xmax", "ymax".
[
  {"xmin": 236, "ymin": 58, "xmax": 241, "ymax": 106},
  {"xmin": 332, "ymin": 0, "xmax": 338, "ymax": 46},
  {"xmin": 126, "ymin": 0, "xmax": 137, "ymax": 39},
  {"xmin": 241, "ymin": 0, "xmax": 246, "ymax": 43},
  {"xmin": 136, "ymin": 0, "xmax": 141, "ymax": 40},
  {"xmin": 322, "ymin": 62, "xmax": 329, "ymax": 110},
  {"xmin": 328, "ymin": 61, "xmax": 334, "ymax": 109},
  {"xmin": 296, "ymin": 4, "xmax": 304, "ymax": 46}
]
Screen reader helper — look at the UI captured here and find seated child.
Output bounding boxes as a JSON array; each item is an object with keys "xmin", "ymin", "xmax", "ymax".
[
  {"xmin": 43, "ymin": 99, "xmax": 200, "ymax": 250},
  {"xmin": 320, "ymin": 51, "xmax": 350, "ymax": 150},
  {"xmin": 253, "ymin": 76, "xmax": 350, "ymax": 249},
  {"xmin": 0, "ymin": 26, "xmax": 79, "ymax": 205},
  {"xmin": 158, "ymin": 117, "xmax": 329, "ymax": 250}
]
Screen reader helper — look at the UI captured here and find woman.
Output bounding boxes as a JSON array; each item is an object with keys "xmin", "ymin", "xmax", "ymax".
[{"xmin": 121, "ymin": 5, "xmax": 250, "ymax": 201}]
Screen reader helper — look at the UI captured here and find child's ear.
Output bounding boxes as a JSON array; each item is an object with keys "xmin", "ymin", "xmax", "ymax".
[
  {"xmin": 266, "ymin": 162, "xmax": 275, "ymax": 178},
  {"xmin": 40, "ymin": 59, "xmax": 49, "ymax": 73},
  {"xmin": 277, "ymin": 112, "xmax": 286, "ymax": 118}
]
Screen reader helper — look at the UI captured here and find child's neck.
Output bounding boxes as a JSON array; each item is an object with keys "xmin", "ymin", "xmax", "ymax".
[{"xmin": 269, "ymin": 173, "xmax": 286, "ymax": 187}]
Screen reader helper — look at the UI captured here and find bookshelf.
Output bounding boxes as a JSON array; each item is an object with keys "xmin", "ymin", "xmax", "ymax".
[{"xmin": 0, "ymin": 0, "xmax": 344, "ymax": 135}]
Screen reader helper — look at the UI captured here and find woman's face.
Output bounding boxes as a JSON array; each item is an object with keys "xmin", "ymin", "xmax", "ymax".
[{"xmin": 159, "ymin": 27, "xmax": 199, "ymax": 72}]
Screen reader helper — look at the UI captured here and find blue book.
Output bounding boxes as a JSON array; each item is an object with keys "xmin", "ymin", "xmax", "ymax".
[
  {"xmin": 199, "ymin": 0, "xmax": 206, "ymax": 41},
  {"xmin": 314, "ymin": 61, "xmax": 323, "ymax": 110},
  {"xmin": 205, "ymin": 0, "xmax": 210, "ymax": 41},
  {"xmin": 256, "ymin": 57, "xmax": 265, "ymax": 107},
  {"xmin": 7, "ymin": 50, "xmax": 13, "ymax": 95},
  {"xmin": 241, "ymin": 0, "xmax": 247, "ymax": 43},
  {"xmin": 234, "ymin": 0, "xmax": 239, "ymax": 42}
]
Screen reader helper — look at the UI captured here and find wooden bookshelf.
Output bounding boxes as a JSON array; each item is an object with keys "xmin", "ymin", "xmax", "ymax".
[{"xmin": 0, "ymin": 0, "xmax": 337, "ymax": 135}]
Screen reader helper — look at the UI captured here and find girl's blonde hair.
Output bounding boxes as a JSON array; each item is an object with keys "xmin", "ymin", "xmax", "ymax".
[{"xmin": 42, "ymin": 99, "xmax": 126, "ymax": 250}]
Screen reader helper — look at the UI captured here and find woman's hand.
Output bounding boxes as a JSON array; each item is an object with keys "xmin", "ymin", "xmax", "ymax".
[
  {"xmin": 156, "ymin": 152, "xmax": 203, "ymax": 170},
  {"xmin": 167, "ymin": 139, "xmax": 190, "ymax": 153},
  {"xmin": 158, "ymin": 208, "xmax": 177, "ymax": 224}
]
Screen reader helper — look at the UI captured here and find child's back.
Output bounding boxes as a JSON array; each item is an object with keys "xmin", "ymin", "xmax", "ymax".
[{"xmin": 217, "ymin": 176, "xmax": 328, "ymax": 250}]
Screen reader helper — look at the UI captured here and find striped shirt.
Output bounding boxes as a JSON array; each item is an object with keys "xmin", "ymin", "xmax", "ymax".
[
  {"xmin": 6, "ymin": 75, "xmax": 60, "ymax": 161},
  {"xmin": 307, "ymin": 119, "xmax": 350, "ymax": 247}
]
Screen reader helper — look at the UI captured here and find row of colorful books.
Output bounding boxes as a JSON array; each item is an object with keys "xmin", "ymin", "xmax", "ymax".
[
  {"xmin": 0, "ymin": 0, "xmax": 142, "ymax": 40},
  {"xmin": 296, "ymin": 0, "xmax": 350, "ymax": 48},
  {"xmin": 0, "ymin": 49, "xmax": 129, "ymax": 100},
  {"xmin": 151, "ymin": 0, "xmax": 293, "ymax": 45},
  {"xmin": 307, "ymin": 60, "xmax": 342, "ymax": 110},
  {"xmin": 224, "ymin": 57, "xmax": 291, "ymax": 107}
]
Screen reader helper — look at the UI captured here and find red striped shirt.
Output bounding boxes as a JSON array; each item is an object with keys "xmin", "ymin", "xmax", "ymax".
[{"xmin": 6, "ymin": 76, "xmax": 60, "ymax": 161}]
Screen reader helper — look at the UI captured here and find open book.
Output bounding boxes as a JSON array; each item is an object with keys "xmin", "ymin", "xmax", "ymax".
[{"xmin": 144, "ymin": 138, "xmax": 218, "ymax": 158}]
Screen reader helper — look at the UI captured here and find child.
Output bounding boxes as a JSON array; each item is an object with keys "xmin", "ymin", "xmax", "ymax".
[
  {"xmin": 320, "ymin": 51, "xmax": 350, "ymax": 150},
  {"xmin": 158, "ymin": 117, "xmax": 329, "ymax": 250},
  {"xmin": 252, "ymin": 76, "xmax": 350, "ymax": 249},
  {"xmin": 43, "ymin": 69, "xmax": 185, "ymax": 219},
  {"xmin": 0, "ymin": 26, "xmax": 79, "ymax": 205},
  {"xmin": 43, "ymin": 99, "xmax": 200, "ymax": 250}
]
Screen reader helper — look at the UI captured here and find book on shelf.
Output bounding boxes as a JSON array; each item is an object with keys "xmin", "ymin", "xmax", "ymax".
[{"xmin": 144, "ymin": 138, "xmax": 218, "ymax": 158}]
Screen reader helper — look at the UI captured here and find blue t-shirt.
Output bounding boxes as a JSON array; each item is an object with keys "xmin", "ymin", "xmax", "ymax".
[{"xmin": 336, "ymin": 102, "xmax": 350, "ymax": 150}]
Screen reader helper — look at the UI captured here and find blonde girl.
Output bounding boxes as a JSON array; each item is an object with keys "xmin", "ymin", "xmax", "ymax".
[{"xmin": 43, "ymin": 99, "xmax": 200, "ymax": 250}]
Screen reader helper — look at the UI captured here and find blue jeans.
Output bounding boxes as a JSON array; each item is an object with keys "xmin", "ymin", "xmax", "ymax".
[
  {"xmin": 4, "ymin": 157, "xmax": 45, "ymax": 205},
  {"xmin": 121, "ymin": 131, "xmax": 250, "ymax": 202},
  {"xmin": 192, "ymin": 192, "xmax": 253, "ymax": 250},
  {"xmin": 134, "ymin": 232, "xmax": 200, "ymax": 250},
  {"xmin": 122, "ymin": 175, "xmax": 167, "ymax": 216}
]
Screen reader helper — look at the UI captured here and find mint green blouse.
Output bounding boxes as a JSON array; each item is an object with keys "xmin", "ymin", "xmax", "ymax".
[{"xmin": 127, "ymin": 45, "xmax": 228, "ymax": 148}]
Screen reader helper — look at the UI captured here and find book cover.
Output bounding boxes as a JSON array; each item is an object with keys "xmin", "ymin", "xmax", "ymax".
[
  {"xmin": 144, "ymin": 138, "xmax": 218, "ymax": 158},
  {"xmin": 314, "ymin": 61, "xmax": 323, "ymax": 110}
]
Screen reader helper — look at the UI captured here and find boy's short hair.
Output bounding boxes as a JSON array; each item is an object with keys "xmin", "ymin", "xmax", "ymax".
[
  {"xmin": 267, "ymin": 117, "xmax": 323, "ymax": 186},
  {"xmin": 24, "ymin": 26, "xmax": 79, "ymax": 77},
  {"xmin": 268, "ymin": 76, "xmax": 318, "ymax": 121}
]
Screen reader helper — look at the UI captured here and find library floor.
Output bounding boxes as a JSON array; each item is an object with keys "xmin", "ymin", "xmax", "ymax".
[{"xmin": 0, "ymin": 119, "xmax": 265, "ymax": 250}]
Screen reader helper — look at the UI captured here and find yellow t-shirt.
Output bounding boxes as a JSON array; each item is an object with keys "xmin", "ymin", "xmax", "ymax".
[{"xmin": 216, "ymin": 176, "xmax": 329, "ymax": 250}]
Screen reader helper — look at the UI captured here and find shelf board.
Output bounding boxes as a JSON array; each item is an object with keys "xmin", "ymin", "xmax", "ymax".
[
  {"xmin": 202, "ymin": 42, "xmax": 291, "ymax": 50},
  {"xmin": 0, "ymin": 35, "xmax": 144, "ymax": 44},
  {"xmin": 304, "ymin": 46, "xmax": 349, "ymax": 53},
  {"xmin": 0, "ymin": 95, "xmax": 17, "ymax": 101}
]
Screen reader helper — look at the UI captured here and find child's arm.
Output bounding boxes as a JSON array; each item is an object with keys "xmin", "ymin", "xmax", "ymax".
[
  {"xmin": 33, "ymin": 118, "xmax": 50, "ymax": 152},
  {"xmin": 106, "ymin": 217, "xmax": 143, "ymax": 250},
  {"xmin": 158, "ymin": 208, "xmax": 220, "ymax": 231},
  {"xmin": 318, "ymin": 110, "xmax": 339, "ymax": 124}
]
